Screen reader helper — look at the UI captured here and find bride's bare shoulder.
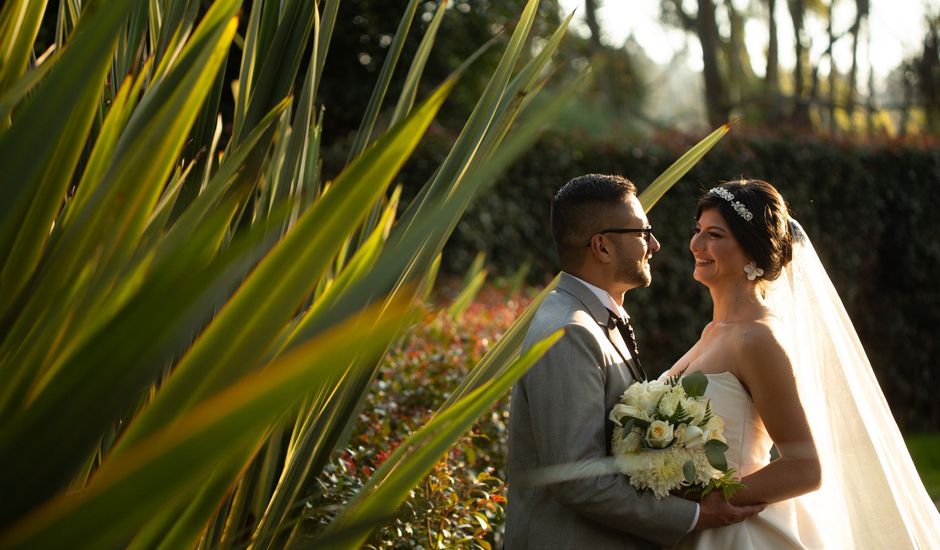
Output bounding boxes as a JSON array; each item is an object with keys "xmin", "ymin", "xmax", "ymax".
[{"xmin": 733, "ymin": 319, "xmax": 792, "ymax": 372}]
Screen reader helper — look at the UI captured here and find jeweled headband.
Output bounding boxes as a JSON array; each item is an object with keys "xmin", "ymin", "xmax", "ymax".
[{"xmin": 709, "ymin": 187, "xmax": 754, "ymax": 221}]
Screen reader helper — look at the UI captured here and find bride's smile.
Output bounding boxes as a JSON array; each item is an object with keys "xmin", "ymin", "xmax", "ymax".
[{"xmin": 689, "ymin": 209, "xmax": 749, "ymax": 287}]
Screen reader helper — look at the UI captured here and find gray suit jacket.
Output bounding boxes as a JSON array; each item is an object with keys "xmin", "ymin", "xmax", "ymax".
[{"xmin": 505, "ymin": 273, "xmax": 697, "ymax": 549}]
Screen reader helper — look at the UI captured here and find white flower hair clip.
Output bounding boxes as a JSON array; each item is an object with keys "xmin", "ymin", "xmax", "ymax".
[
  {"xmin": 709, "ymin": 187, "xmax": 754, "ymax": 221},
  {"xmin": 744, "ymin": 262, "xmax": 764, "ymax": 281}
]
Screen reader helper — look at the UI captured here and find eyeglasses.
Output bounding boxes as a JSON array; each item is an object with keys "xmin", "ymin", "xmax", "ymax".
[{"xmin": 584, "ymin": 226, "xmax": 654, "ymax": 247}]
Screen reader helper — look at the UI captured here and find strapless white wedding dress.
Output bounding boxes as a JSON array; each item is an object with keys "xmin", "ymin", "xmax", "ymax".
[{"xmin": 676, "ymin": 372, "xmax": 824, "ymax": 549}]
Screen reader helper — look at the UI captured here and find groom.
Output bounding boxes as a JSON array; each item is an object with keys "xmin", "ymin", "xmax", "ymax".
[{"xmin": 505, "ymin": 174, "xmax": 763, "ymax": 548}]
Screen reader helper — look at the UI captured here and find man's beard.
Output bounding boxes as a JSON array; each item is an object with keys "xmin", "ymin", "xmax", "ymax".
[{"xmin": 618, "ymin": 260, "xmax": 651, "ymax": 288}]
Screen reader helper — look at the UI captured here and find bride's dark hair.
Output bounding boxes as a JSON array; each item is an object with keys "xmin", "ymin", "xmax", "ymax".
[{"xmin": 697, "ymin": 179, "xmax": 793, "ymax": 282}]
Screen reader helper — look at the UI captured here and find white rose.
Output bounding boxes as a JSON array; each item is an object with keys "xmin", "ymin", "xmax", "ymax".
[
  {"xmin": 704, "ymin": 414, "xmax": 725, "ymax": 435},
  {"xmin": 646, "ymin": 380, "xmax": 670, "ymax": 405},
  {"xmin": 645, "ymin": 420, "xmax": 674, "ymax": 449},
  {"xmin": 677, "ymin": 424, "xmax": 706, "ymax": 449},
  {"xmin": 703, "ymin": 428, "xmax": 727, "ymax": 444},
  {"xmin": 624, "ymin": 381, "xmax": 670, "ymax": 416},
  {"xmin": 684, "ymin": 398, "xmax": 708, "ymax": 425},
  {"xmin": 609, "ymin": 404, "xmax": 649, "ymax": 426}
]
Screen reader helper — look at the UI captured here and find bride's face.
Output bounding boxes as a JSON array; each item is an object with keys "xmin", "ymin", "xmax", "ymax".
[{"xmin": 690, "ymin": 208, "xmax": 748, "ymax": 285}]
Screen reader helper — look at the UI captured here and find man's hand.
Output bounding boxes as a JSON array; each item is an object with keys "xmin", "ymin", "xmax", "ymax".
[{"xmin": 693, "ymin": 492, "xmax": 765, "ymax": 530}]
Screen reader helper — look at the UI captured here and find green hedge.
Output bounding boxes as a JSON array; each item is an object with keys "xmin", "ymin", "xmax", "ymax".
[
  {"xmin": 414, "ymin": 130, "xmax": 940, "ymax": 432},
  {"xmin": 306, "ymin": 286, "xmax": 531, "ymax": 547}
]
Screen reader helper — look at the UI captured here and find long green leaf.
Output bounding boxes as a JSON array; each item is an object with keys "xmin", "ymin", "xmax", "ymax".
[
  {"xmin": 0, "ymin": 3, "xmax": 241, "ymax": 417},
  {"xmin": 235, "ymin": 0, "xmax": 316, "ymax": 145},
  {"xmin": 111, "ymin": 73, "xmax": 458, "ymax": 457},
  {"xmin": 0, "ymin": 0, "xmax": 136, "ymax": 315},
  {"xmin": 244, "ymin": 196, "xmax": 402, "ymax": 548},
  {"xmin": 639, "ymin": 121, "xmax": 734, "ymax": 212},
  {"xmin": 58, "ymin": 61, "xmax": 151, "ymax": 231},
  {"xmin": 288, "ymin": 67, "xmax": 585, "ymax": 351},
  {"xmin": 0, "ymin": 197, "xmax": 286, "ymax": 526},
  {"xmin": 255, "ymin": 75, "xmax": 583, "ymax": 547},
  {"xmin": 389, "ymin": 0, "xmax": 448, "ymax": 125},
  {"xmin": 441, "ymin": 274, "xmax": 560, "ymax": 409},
  {"xmin": 0, "ymin": 299, "xmax": 414, "ymax": 549},
  {"xmin": 0, "ymin": 47, "xmax": 59, "ymax": 126},
  {"xmin": 399, "ymin": 0, "xmax": 541, "ymax": 231},
  {"xmin": 319, "ymin": 329, "xmax": 563, "ymax": 548},
  {"xmin": 0, "ymin": 0, "xmax": 50, "ymax": 98},
  {"xmin": 271, "ymin": 9, "xmax": 321, "ymax": 228},
  {"xmin": 345, "ymin": 0, "xmax": 421, "ymax": 164},
  {"xmin": 449, "ymin": 268, "xmax": 488, "ymax": 318},
  {"xmin": 396, "ymin": 68, "xmax": 589, "ymax": 300},
  {"xmin": 313, "ymin": 0, "xmax": 340, "ymax": 100},
  {"xmin": 231, "ymin": 0, "xmax": 265, "ymax": 144}
]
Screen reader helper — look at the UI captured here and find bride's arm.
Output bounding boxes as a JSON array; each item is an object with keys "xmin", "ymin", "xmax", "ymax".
[{"xmin": 730, "ymin": 324, "xmax": 821, "ymax": 506}]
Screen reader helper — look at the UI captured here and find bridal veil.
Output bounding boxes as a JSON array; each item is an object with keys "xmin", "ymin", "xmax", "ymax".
[{"xmin": 766, "ymin": 220, "xmax": 940, "ymax": 548}]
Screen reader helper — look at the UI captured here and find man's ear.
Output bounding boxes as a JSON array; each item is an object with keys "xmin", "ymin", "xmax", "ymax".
[{"xmin": 587, "ymin": 235, "xmax": 612, "ymax": 264}]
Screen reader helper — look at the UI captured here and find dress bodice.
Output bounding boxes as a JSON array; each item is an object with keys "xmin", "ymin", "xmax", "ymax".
[
  {"xmin": 703, "ymin": 372, "xmax": 773, "ymax": 477},
  {"xmin": 677, "ymin": 371, "xmax": 824, "ymax": 549}
]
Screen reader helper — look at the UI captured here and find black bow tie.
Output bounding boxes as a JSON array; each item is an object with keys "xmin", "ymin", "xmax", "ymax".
[{"xmin": 607, "ymin": 310, "xmax": 646, "ymax": 381}]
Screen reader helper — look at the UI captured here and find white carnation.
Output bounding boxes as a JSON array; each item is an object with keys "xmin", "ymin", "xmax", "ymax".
[
  {"xmin": 613, "ymin": 427, "xmax": 644, "ymax": 455},
  {"xmin": 617, "ymin": 447, "xmax": 689, "ymax": 499},
  {"xmin": 657, "ymin": 387, "xmax": 684, "ymax": 417}
]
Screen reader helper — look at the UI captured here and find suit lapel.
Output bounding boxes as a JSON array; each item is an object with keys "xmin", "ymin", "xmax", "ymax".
[{"xmin": 556, "ymin": 274, "xmax": 642, "ymax": 381}]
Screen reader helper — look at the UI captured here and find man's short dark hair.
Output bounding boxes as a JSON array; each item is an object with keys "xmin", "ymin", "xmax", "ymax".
[{"xmin": 551, "ymin": 174, "xmax": 637, "ymax": 269}]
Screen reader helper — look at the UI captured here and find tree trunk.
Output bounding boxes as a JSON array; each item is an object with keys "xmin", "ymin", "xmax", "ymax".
[
  {"xmin": 698, "ymin": 0, "xmax": 729, "ymax": 126},
  {"xmin": 916, "ymin": 18, "xmax": 940, "ymax": 133},
  {"xmin": 847, "ymin": 0, "xmax": 870, "ymax": 129},
  {"xmin": 899, "ymin": 63, "xmax": 914, "ymax": 137},
  {"xmin": 765, "ymin": 0, "xmax": 779, "ymax": 87},
  {"xmin": 765, "ymin": 0, "xmax": 784, "ymax": 123},
  {"xmin": 584, "ymin": 0, "xmax": 603, "ymax": 50},
  {"xmin": 787, "ymin": 0, "xmax": 810, "ymax": 124},
  {"xmin": 723, "ymin": 0, "xmax": 755, "ymax": 107},
  {"xmin": 827, "ymin": 1, "xmax": 837, "ymax": 132}
]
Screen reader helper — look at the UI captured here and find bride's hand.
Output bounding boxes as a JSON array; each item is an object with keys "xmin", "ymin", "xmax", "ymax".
[{"xmin": 693, "ymin": 491, "xmax": 765, "ymax": 530}]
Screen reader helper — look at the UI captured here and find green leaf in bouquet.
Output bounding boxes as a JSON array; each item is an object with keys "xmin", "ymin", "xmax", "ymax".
[
  {"xmin": 683, "ymin": 460, "xmax": 696, "ymax": 484},
  {"xmin": 669, "ymin": 401, "xmax": 692, "ymax": 426},
  {"xmin": 701, "ymin": 402, "xmax": 714, "ymax": 425},
  {"xmin": 704, "ymin": 439, "xmax": 730, "ymax": 471},
  {"xmin": 688, "ymin": 469, "xmax": 746, "ymax": 500},
  {"xmin": 620, "ymin": 417, "xmax": 649, "ymax": 439},
  {"xmin": 681, "ymin": 370, "xmax": 709, "ymax": 397},
  {"xmin": 718, "ymin": 470, "xmax": 747, "ymax": 499}
]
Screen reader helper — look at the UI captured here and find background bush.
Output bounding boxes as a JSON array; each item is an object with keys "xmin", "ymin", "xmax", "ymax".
[
  {"xmin": 307, "ymin": 286, "xmax": 531, "ymax": 548},
  {"xmin": 390, "ymin": 130, "xmax": 940, "ymax": 432}
]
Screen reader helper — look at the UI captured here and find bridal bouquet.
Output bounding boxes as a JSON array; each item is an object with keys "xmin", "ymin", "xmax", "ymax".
[{"xmin": 609, "ymin": 372, "xmax": 742, "ymax": 499}]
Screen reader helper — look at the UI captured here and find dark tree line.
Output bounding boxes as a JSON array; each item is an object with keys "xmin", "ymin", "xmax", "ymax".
[{"xmin": 650, "ymin": 0, "xmax": 938, "ymax": 135}]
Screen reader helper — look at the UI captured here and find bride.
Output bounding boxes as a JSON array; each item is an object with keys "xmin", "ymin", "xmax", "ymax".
[{"xmin": 664, "ymin": 180, "xmax": 940, "ymax": 549}]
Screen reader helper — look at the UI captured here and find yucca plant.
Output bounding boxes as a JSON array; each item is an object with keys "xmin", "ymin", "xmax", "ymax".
[
  {"xmin": 0, "ymin": 0, "xmax": 583, "ymax": 546},
  {"xmin": 0, "ymin": 0, "xmax": 730, "ymax": 547}
]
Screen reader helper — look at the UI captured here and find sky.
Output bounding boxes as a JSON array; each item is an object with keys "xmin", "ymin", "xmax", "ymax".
[{"xmin": 556, "ymin": 0, "xmax": 937, "ymax": 82}]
